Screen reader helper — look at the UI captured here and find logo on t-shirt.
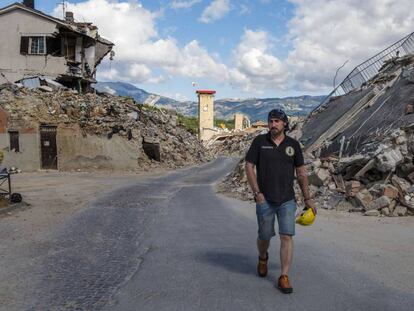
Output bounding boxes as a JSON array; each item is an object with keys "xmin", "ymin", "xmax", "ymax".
[{"xmin": 285, "ymin": 146, "xmax": 295, "ymax": 156}]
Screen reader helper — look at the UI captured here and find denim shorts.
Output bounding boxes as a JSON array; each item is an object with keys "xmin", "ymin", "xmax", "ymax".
[{"xmin": 256, "ymin": 199, "xmax": 297, "ymax": 240}]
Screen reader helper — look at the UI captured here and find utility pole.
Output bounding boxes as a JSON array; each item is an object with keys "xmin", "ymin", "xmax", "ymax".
[{"xmin": 58, "ymin": 0, "xmax": 66, "ymax": 19}]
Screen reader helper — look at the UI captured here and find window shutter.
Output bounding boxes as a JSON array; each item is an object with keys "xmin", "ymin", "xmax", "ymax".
[{"xmin": 20, "ymin": 36, "xmax": 29, "ymax": 55}]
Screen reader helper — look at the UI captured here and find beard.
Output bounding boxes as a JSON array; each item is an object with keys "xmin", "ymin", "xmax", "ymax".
[{"xmin": 270, "ymin": 127, "xmax": 282, "ymax": 138}]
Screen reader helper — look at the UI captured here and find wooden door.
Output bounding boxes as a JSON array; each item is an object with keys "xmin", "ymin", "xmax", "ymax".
[{"xmin": 40, "ymin": 126, "xmax": 57, "ymax": 169}]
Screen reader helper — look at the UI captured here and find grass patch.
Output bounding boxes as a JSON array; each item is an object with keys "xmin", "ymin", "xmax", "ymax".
[{"xmin": 177, "ymin": 114, "xmax": 198, "ymax": 134}]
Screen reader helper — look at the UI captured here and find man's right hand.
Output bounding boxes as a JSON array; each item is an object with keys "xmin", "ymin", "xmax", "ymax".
[{"xmin": 256, "ymin": 193, "xmax": 265, "ymax": 204}]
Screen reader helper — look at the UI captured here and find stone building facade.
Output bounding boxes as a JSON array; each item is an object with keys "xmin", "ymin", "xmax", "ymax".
[{"xmin": 197, "ymin": 89, "xmax": 216, "ymax": 141}]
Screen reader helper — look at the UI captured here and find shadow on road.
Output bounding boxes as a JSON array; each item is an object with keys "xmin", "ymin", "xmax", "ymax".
[{"xmin": 196, "ymin": 250, "xmax": 258, "ymax": 276}]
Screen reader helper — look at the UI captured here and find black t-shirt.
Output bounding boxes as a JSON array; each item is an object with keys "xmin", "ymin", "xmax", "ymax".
[{"xmin": 245, "ymin": 133, "xmax": 304, "ymax": 204}]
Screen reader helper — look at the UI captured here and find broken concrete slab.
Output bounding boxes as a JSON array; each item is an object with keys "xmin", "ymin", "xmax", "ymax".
[
  {"xmin": 309, "ymin": 168, "xmax": 331, "ymax": 187},
  {"xmin": 345, "ymin": 180, "xmax": 361, "ymax": 197},
  {"xmin": 375, "ymin": 147, "xmax": 403, "ymax": 172},
  {"xmin": 335, "ymin": 154, "xmax": 369, "ymax": 174},
  {"xmin": 335, "ymin": 198, "xmax": 353, "ymax": 212},
  {"xmin": 354, "ymin": 159, "xmax": 376, "ymax": 179},
  {"xmin": 355, "ymin": 189, "xmax": 373, "ymax": 208},
  {"xmin": 38, "ymin": 85, "xmax": 53, "ymax": 92},
  {"xmin": 332, "ymin": 174, "xmax": 346, "ymax": 193},
  {"xmin": 367, "ymin": 195, "xmax": 391, "ymax": 211},
  {"xmin": 391, "ymin": 175, "xmax": 411, "ymax": 194},
  {"xmin": 381, "ymin": 207, "xmax": 390, "ymax": 216},
  {"xmin": 393, "ymin": 205, "xmax": 407, "ymax": 216},
  {"xmin": 382, "ymin": 184, "xmax": 399, "ymax": 199}
]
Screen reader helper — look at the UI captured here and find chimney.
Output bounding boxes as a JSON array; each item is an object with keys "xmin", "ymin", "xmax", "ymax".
[
  {"xmin": 65, "ymin": 11, "xmax": 74, "ymax": 23},
  {"xmin": 23, "ymin": 0, "xmax": 34, "ymax": 9}
]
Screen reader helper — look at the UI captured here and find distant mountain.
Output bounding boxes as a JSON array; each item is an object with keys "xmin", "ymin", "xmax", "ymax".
[
  {"xmin": 214, "ymin": 96, "xmax": 325, "ymax": 121},
  {"xmin": 95, "ymin": 81, "xmax": 325, "ymax": 121}
]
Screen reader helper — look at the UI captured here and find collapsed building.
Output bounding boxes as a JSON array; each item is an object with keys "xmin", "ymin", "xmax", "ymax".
[
  {"xmin": 0, "ymin": 1, "xmax": 114, "ymax": 93},
  {"xmin": 302, "ymin": 32, "xmax": 414, "ymax": 157},
  {"xmin": 217, "ymin": 33, "xmax": 414, "ymax": 217},
  {"xmin": 0, "ymin": 84, "xmax": 211, "ymax": 171},
  {"xmin": 298, "ymin": 33, "xmax": 414, "ymax": 217},
  {"xmin": 234, "ymin": 113, "xmax": 250, "ymax": 131}
]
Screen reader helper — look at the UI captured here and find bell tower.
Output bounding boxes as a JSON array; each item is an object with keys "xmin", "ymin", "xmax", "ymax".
[{"xmin": 196, "ymin": 90, "xmax": 216, "ymax": 141}]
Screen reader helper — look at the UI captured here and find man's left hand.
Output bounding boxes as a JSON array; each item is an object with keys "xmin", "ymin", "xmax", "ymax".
[{"xmin": 305, "ymin": 199, "xmax": 317, "ymax": 215}]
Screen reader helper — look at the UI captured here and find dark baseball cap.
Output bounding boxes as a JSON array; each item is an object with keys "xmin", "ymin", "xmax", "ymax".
[
  {"xmin": 268, "ymin": 108, "xmax": 287, "ymax": 121},
  {"xmin": 268, "ymin": 108, "xmax": 289, "ymax": 130}
]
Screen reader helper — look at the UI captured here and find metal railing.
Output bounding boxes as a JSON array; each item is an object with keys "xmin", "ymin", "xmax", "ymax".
[{"xmin": 314, "ymin": 31, "xmax": 414, "ymax": 111}]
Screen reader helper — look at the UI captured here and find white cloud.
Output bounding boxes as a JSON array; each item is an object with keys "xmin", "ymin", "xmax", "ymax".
[
  {"xmin": 229, "ymin": 29, "xmax": 289, "ymax": 92},
  {"xmin": 163, "ymin": 92, "xmax": 189, "ymax": 101},
  {"xmin": 167, "ymin": 40, "xmax": 229, "ymax": 79},
  {"xmin": 101, "ymin": 86, "xmax": 117, "ymax": 95},
  {"xmin": 171, "ymin": 0, "xmax": 201, "ymax": 10},
  {"xmin": 54, "ymin": 0, "xmax": 228, "ymax": 85},
  {"xmin": 98, "ymin": 67, "xmax": 120, "ymax": 81},
  {"xmin": 128, "ymin": 63, "xmax": 152, "ymax": 81},
  {"xmin": 199, "ymin": 0, "xmax": 231, "ymax": 23},
  {"xmin": 239, "ymin": 4, "xmax": 251, "ymax": 16},
  {"xmin": 52, "ymin": 0, "xmax": 414, "ymax": 97},
  {"xmin": 286, "ymin": 0, "xmax": 414, "ymax": 91}
]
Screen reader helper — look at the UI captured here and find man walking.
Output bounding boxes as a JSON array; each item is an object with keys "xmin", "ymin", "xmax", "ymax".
[{"xmin": 245, "ymin": 108, "xmax": 316, "ymax": 294}]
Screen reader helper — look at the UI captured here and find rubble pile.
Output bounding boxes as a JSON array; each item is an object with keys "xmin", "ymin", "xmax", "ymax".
[
  {"xmin": 0, "ymin": 84, "xmax": 211, "ymax": 169},
  {"xmin": 305, "ymin": 129, "xmax": 414, "ymax": 216},
  {"xmin": 217, "ymin": 126, "xmax": 414, "ymax": 217},
  {"xmin": 218, "ymin": 54, "xmax": 414, "ymax": 217},
  {"xmin": 208, "ymin": 131, "xmax": 263, "ymax": 157},
  {"xmin": 218, "ymin": 131, "xmax": 414, "ymax": 216},
  {"xmin": 216, "ymin": 158, "xmax": 252, "ymax": 201},
  {"xmin": 296, "ymin": 54, "xmax": 414, "ymax": 217}
]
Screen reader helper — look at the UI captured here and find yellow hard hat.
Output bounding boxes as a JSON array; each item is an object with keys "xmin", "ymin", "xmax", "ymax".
[{"xmin": 296, "ymin": 208, "xmax": 316, "ymax": 226}]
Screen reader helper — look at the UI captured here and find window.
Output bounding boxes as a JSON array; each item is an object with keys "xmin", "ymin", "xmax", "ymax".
[
  {"xmin": 9, "ymin": 131, "xmax": 19, "ymax": 152},
  {"xmin": 29, "ymin": 36, "xmax": 46, "ymax": 54},
  {"xmin": 20, "ymin": 36, "xmax": 46, "ymax": 55},
  {"xmin": 21, "ymin": 36, "xmax": 62, "ymax": 56}
]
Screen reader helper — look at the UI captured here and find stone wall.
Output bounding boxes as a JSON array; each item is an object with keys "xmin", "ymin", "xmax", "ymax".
[{"xmin": 57, "ymin": 125, "xmax": 141, "ymax": 170}]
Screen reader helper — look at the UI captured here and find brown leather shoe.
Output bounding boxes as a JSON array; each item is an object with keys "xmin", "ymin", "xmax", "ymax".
[
  {"xmin": 278, "ymin": 275, "xmax": 293, "ymax": 294},
  {"xmin": 257, "ymin": 252, "xmax": 268, "ymax": 277}
]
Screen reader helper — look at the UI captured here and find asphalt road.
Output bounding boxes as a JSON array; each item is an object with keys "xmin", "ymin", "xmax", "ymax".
[{"xmin": 30, "ymin": 158, "xmax": 413, "ymax": 310}]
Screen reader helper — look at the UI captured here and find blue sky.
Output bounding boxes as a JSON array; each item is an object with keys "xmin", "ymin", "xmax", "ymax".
[{"xmin": 2, "ymin": 0, "xmax": 414, "ymax": 101}]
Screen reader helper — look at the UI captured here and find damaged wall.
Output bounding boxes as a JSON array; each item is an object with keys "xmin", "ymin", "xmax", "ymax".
[
  {"xmin": 322, "ymin": 76, "xmax": 414, "ymax": 156},
  {"xmin": 0, "ymin": 9, "xmax": 67, "ymax": 83},
  {"xmin": 0, "ymin": 131, "xmax": 40, "ymax": 171},
  {"xmin": 57, "ymin": 124, "xmax": 141, "ymax": 170},
  {"xmin": 301, "ymin": 88, "xmax": 372, "ymax": 148},
  {"xmin": 0, "ymin": 122, "xmax": 143, "ymax": 172},
  {"xmin": 0, "ymin": 109, "xmax": 40, "ymax": 170}
]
